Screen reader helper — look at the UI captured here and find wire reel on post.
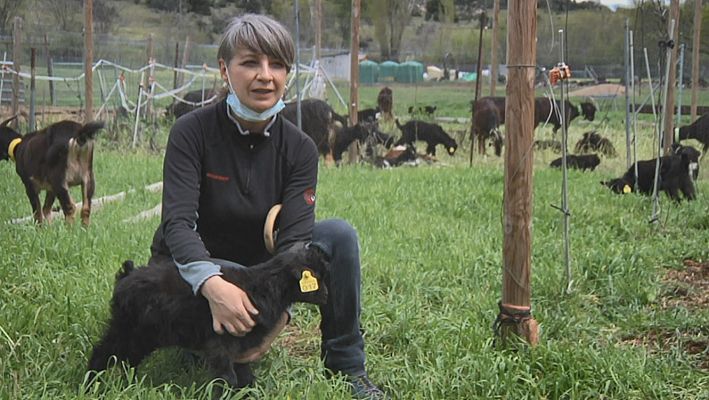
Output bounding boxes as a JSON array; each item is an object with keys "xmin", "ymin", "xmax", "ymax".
[{"xmin": 549, "ymin": 62, "xmax": 572, "ymax": 85}]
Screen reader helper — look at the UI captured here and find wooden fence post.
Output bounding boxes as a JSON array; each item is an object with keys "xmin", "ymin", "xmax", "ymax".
[
  {"xmin": 490, "ymin": 0, "xmax": 501, "ymax": 97},
  {"xmin": 662, "ymin": 0, "xmax": 680, "ymax": 153},
  {"xmin": 12, "ymin": 16, "xmax": 22, "ymax": 129},
  {"xmin": 29, "ymin": 48, "xmax": 36, "ymax": 131},
  {"xmin": 347, "ymin": 0, "xmax": 361, "ymax": 165},
  {"xmin": 689, "ymin": 0, "xmax": 702, "ymax": 122},
  {"xmin": 84, "ymin": 0, "xmax": 94, "ymax": 122},
  {"xmin": 44, "ymin": 34, "xmax": 55, "ymax": 106},
  {"xmin": 497, "ymin": 0, "xmax": 539, "ymax": 347}
]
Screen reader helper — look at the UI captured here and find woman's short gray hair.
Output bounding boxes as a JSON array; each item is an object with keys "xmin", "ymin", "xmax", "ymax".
[{"xmin": 218, "ymin": 14, "xmax": 295, "ymax": 72}]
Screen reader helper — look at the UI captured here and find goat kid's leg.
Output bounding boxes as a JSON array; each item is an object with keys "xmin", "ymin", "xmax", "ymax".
[
  {"xmin": 87, "ymin": 328, "xmax": 149, "ymax": 381},
  {"xmin": 21, "ymin": 179, "xmax": 44, "ymax": 224},
  {"xmin": 233, "ymin": 363, "xmax": 255, "ymax": 388},
  {"xmin": 207, "ymin": 354, "xmax": 238, "ymax": 387},
  {"xmin": 80, "ymin": 173, "xmax": 95, "ymax": 226},
  {"xmin": 42, "ymin": 191, "xmax": 56, "ymax": 223},
  {"xmin": 55, "ymin": 186, "xmax": 77, "ymax": 224}
]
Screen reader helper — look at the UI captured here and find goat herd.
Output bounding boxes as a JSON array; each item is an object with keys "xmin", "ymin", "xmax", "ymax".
[{"xmin": 1, "ymin": 89, "xmax": 707, "ymax": 227}]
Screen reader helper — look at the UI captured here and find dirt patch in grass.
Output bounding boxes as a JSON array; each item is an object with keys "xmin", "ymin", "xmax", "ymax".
[
  {"xmin": 277, "ymin": 323, "xmax": 321, "ymax": 359},
  {"xmin": 620, "ymin": 329, "xmax": 708, "ymax": 370},
  {"xmin": 620, "ymin": 260, "xmax": 709, "ymax": 370},
  {"xmin": 661, "ymin": 259, "xmax": 709, "ymax": 310}
]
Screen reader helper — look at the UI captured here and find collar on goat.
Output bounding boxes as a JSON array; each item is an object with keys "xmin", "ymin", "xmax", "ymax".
[{"xmin": 8, "ymin": 138, "xmax": 22, "ymax": 162}]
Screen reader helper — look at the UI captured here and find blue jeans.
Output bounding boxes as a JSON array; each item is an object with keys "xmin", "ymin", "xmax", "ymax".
[{"xmin": 311, "ymin": 219, "xmax": 366, "ymax": 377}]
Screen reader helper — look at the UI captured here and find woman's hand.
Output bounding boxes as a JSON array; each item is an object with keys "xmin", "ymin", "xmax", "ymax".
[
  {"xmin": 201, "ymin": 276, "xmax": 259, "ymax": 336},
  {"xmin": 233, "ymin": 312, "xmax": 288, "ymax": 363}
]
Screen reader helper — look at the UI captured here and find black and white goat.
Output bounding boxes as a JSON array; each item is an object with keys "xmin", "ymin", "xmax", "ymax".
[
  {"xmin": 0, "ymin": 116, "xmax": 104, "ymax": 225},
  {"xmin": 87, "ymin": 243, "xmax": 329, "ymax": 390}
]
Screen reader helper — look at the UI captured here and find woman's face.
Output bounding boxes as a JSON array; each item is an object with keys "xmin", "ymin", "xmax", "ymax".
[{"xmin": 220, "ymin": 47, "xmax": 288, "ymax": 112}]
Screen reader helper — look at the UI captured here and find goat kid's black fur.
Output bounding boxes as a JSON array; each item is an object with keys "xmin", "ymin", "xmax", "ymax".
[
  {"xmin": 0, "ymin": 118, "xmax": 104, "ymax": 225},
  {"xmin": 332, "ymin": 122, "xmax": 393, "ymax": 164},
  {"xmin": 88, "ymin": 243, "xmax": 329, "ymax": 389},
  {"xmin": 395, "ymin": 119, "xmax": 457, "ymax": 156},
  {"xmin": 601, "ymin": 145, "xmax": 700, "ymax": 202}
]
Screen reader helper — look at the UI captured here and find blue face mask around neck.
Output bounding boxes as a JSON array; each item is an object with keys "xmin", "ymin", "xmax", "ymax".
[{"xmin": 224, "ymin": 65, "xmax": 285, "ymax": 122}]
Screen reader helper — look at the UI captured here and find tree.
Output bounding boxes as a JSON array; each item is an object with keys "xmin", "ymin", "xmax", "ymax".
[
  {"xmin": 364, "ymin": 0, "xmax": 415, "ymax": 60},
  {"xmin": 0, "ymin": 0, "xmax": 25, "ymax": 34},
  {"xmin": 44, "ymin": 0, "xmax": 81, "ymax": 31}
]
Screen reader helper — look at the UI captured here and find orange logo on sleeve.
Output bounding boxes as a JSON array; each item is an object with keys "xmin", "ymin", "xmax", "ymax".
[{"xmin": 303, "ymin": 188, "xmax": 316, "ymax": 205}]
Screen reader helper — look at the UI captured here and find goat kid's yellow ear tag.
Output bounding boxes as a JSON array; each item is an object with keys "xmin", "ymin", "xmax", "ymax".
[
  {"xmin": 623, "ymin": 184, "xmax": 632, "ymax": 194},
  {"xmin": 299, "ymin": 270, "xmax": 319, "ymax": 293}
]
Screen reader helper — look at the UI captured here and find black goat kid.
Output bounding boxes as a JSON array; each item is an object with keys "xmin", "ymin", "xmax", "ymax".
[
  {"xmin": 88, "ymin": 243, "xmax": 329, "ymax": 390},
  {"xmin": 395, "ymin": 119, "xmax": 457, "ymax": 157}
]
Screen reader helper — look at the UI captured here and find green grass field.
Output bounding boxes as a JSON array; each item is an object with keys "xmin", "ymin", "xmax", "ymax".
[{"xmin": 1, "ymin": 86, "xmax": 708, "ymax": 399}]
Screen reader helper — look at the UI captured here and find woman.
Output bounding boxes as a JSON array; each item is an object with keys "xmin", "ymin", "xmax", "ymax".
[{"xmin": 148, "ymin": 14, "xmax": 387, "ymax": 399}]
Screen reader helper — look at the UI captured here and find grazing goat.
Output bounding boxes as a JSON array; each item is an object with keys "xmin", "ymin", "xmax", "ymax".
[
  {"xmin": 677, "ymin": 113, "xmax": 709, "ymax": 154},
  {"xmin": 332, "ymin": 121, "xmax": 391, "ymax": 164},
  {"xmin": 281, "ymin": 99, "xmax": 348, "ymax": 160},
  {"xmin": 601, "ymin": 145, "xmax": 698, "ymax": 201},
  {"xmin": 574, "ymin": 131, "xmax": 617, "ymax": 157},
  {"xmin": 534, "ymin": 97, "xmax": 580, "ymax": 134},
  {"xmin": 471, "ymin": 97, "xmax": 505, "ymax": 156},
  {"xmin": 88, "ymin": 243, "xmax": 329, "ymax": 390},
  {"xmin": 0, "ymin": 116, "xmax": 105, "ymax": 225},
  {"xmin": 395, "ymin": 119, "xmax": 457, "ymax": 157},
  {"xmin": 550, "ymin": 154, "xmax": 600, "ymax": 171}
]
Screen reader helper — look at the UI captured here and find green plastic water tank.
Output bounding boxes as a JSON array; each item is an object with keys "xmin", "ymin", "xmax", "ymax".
[
  {"xmin": 378, "ymin": 61, "xmax": 399, "ymax": 82},
  {"xmin": 396, "ymin": 61, "xmax": 424, "ymax": 83},
  {"xmin": 359, "ymin": 60, "xmax": 379, "ymax": 84}
]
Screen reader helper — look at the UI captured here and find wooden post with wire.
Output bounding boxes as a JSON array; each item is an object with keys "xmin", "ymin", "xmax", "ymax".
[
  {"xmin": 469, "ymin": 11, "xmax": 487, "ymax": 166},
  {"xmin": 11, "ymin": 16, "xmax": 22, "ymax": 130},
  {"xmin": 44, "ymin": 33, "xmax": 55, "ymax": 106},
  {"xmin": 144, "ymin": 33, "xmax": 155, "ymax": 120},
  {"xmin": 312, "ymin": 0, "xmax": 322, "ymax": 61},
  {"xmin": 347, "ymin": 0, "xmax": 361, "ymax": 164},
  {"xmin": 29, "ymin": 48, "xmax": 35, "ymax": 132},
  {"xmin": 689, "ymin": 0, "xmax": 702, "ymax": 122},
  {"xmin": 84, "ymin": 0, "xmax": 94, "ymax": 122},
  {"xmin": 179, "ymin": 35, "xmax": 192, "ymax": 88},
  {"xmin": 489, "ymin": 0, "xmax": 500, "ymax": 97},
  {"xmin": 173, "ymin": 42, "xmax": 180, "ymax": 90},
  {"xmin": 495, "ymin": 0, "xmax": 538, "ymax": 347},
  {"xmin": 662, "ymin": 0, "xmax": 680, "ymax": 155}
]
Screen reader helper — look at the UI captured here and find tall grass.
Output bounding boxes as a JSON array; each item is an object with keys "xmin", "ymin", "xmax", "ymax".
[{"xmin": 0, "ymin": 95, "xmax": 707, "ymax": 399}]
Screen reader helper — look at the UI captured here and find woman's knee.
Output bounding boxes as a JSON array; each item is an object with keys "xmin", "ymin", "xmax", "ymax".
[{"xmin": 312, "ymin": 219, "xmax": 359, "ymax": 256}]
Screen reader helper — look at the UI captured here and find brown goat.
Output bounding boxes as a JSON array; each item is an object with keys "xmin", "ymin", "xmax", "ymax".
[{"xmin": 0, "ymin": 116, "xmax": 105, "ymax": 225}]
